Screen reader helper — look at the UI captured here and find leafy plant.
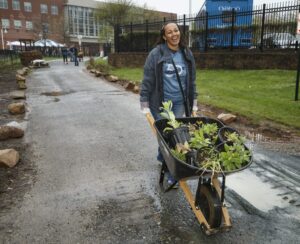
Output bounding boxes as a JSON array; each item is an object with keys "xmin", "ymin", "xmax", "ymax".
[
  {"xmin": 224, "ymin": 131, "xmax": 246, "ymax": 144},
  {"xmin": 218, "ymin": 143, "xmax": 251, "ymax": 171},
  {"xmin": 170, "ymin": 141, "xmax": 191, "ymax": 162},
  {"xmin": 201, "ymin": 123, "xmax": 219, "ymax": 144},
  {"xmin": 189, "ymin": 128, "xmax": 211, "ymax": 150},
  {"xmin": 160, "ymin": 101, "xmax": 182, "ymax": 131}
]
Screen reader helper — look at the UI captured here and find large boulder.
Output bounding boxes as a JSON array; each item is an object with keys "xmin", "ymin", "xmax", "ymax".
[
  {"xmin": 8, "ymin": 102, "xmax": 26, "ymax": 115},
  {"xmin": 0, "ymin": 149, "xmax": 20, "ymax": 168},
  {"xmin": 0, "ymin": 125, "xmax": 24, "ymax": 140}
]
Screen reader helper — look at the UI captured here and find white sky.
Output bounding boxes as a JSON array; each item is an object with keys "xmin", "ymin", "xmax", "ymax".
[{"xmin": 133, "ymin": 0, "xmax": 286, "ymax": 15}]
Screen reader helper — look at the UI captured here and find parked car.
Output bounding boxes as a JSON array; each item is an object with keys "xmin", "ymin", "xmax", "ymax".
[{"xmin": 260, "ymin": 32, "xmax": 299, "ymax": 48}]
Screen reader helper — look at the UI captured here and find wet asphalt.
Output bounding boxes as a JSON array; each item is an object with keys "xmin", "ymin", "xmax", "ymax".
[{"xmin": 0, "ymin": 60, "xmax": 299, "ymax": 243}]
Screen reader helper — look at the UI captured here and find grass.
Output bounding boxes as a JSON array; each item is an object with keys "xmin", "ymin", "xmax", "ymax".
[
  {"xmin": 197, "ymin": 69, "xmax": 299, "ymax": 129},
  {"xmin": 111, "ymin": 67, "xmax": 143, "ymax": 83},
  {"xmin": 108, "ymin": 66, "xmax": 300, "ymax": 129}
]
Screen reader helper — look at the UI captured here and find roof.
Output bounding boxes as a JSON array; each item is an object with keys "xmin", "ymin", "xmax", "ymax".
[{"xmin": 65, "ymin": 0, "xmax": 104, "ymax": 9}]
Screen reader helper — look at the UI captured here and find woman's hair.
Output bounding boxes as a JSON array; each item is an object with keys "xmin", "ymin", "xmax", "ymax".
[{"xmin": 155, "ymin": 21, "xmax": 187, "ymax": 48}]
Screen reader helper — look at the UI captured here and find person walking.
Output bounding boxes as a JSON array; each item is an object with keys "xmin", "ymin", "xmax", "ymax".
[
  {"xmin": 62, "ymin": 47, "xmax": 68, "ymax": 64},
  {"xmin": 73, "ymin": 46, "xmax": 79, "ymax": 66},
  {"xmin": 140, "ymin": 22, "xmax": 198, "ymax": 187}
]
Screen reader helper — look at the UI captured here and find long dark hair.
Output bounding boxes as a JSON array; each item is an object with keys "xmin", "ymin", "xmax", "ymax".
[{"xmin": 155, "ymin": 22, "xmax": 187, "ymax": 48}]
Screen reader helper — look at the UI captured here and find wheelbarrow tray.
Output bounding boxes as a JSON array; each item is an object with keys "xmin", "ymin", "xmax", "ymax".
[{"xmin": 154, "ymin": 116, "xmax": 253, "ymax": 181}]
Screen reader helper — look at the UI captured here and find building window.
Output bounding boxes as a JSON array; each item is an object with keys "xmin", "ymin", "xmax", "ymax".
[
  {"xmin": 1, "ymin": 19, "xmax": 10, "ymax": 28},
  {"xmin": 26, "ymin": 21, "xmax": 33, "ymax": 30},
  {"xmin": 51, "ymin": 5, "xmax": 58, "ymax": 15},
  {"xmin": 12, "ymin": 0, "xmax": 20, "ymax": 10},
  {"xmin": 14, "ymin": 20, "xmax": 22, "ymax": 29},
  {"xmin": 40, "ymin": 4, "xmax": 48, "ymax": 14},
  {"xmin": 0, "ymin": 0, "xmax": 8, "ymax": 9},
  {"xmin": 24, "ymin": 2, "xmax": 32, "ymax": 12}
]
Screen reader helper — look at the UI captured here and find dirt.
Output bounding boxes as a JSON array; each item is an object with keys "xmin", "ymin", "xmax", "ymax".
[{"xmin": 0, "ymin": 64, "xmax": 299, "ymax": 215}]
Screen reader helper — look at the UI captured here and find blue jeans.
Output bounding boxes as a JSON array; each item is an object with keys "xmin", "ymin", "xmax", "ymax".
[{"xmin": 151, "ymin": 102, "xmax": 185, "ymax": 163}]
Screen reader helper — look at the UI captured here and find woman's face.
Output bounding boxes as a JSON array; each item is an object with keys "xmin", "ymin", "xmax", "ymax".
[{"xmin": 163, "ymin": 23, "xmax": 181, "ymax": 51}]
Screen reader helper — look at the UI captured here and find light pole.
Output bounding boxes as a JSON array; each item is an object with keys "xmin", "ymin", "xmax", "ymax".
[
  {"xmin": 188, "ymin": 0, "xmax": 192, "ymax": 48},
  {"xmin": 1, "ymin": 27, "xmax": 8, "ymax": 50},
  {"xmin": 77, "ymin": 35, "xmax": 82, "ymax": 51}
]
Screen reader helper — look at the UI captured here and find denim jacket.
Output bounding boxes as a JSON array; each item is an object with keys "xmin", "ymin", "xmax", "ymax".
[{"xmin": 140, "ymin": 43, "xmax": 198, "ymax": 116}]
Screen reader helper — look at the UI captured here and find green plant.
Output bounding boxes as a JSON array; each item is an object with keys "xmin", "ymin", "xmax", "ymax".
[
  {"xmin": 170, "ymin": 141, "xmax": 191, "ymax": 162},
  {"xmin": 160, "ymin": 101, "xmax": 182, "ymax": 131},
  {"xmin": 224, "ymin": 131, "xmax": 246, "ymax": 144},
  {"xmin": 189, "ymin": 128, "xmax": 211, "ymax": 150},
  {"xmin": 218, "ymin": 143, "xmax": 251, "ymax": 171}
]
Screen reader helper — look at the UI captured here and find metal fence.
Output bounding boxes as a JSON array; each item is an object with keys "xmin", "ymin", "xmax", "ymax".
[
  {"xmin": 0, "ymin": 50, "xmax": 19, "ymax": 64},
  {"xmin": 114, "ymin": 1, "xmax": 300, "ymax": 53}
]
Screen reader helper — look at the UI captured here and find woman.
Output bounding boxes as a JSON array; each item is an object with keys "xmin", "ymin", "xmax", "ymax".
[
  {"xmin": 140, "ymin": 22, "xmax": 198, "ymax": 187},
  {"xmin": 140, "ymin": 22, "xmax": 198, "ymax": 119}
]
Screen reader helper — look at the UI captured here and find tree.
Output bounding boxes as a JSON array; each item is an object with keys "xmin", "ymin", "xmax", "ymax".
[{"xmin": 95, "ymin": 0, "xmax": 134, "ymax": 26}]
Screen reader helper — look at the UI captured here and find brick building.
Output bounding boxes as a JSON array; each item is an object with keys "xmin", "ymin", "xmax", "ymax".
[
  {"xmin": 0, "ymin": 0, "xmax": 177, "ymax": 55},
  {"xmin": 0, "ymin": 0, "xmax": 65, "ymax": 49}
]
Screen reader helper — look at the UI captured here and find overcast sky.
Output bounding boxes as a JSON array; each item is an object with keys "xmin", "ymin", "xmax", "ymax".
[{"xmin": 133, "ymin": 0, "xmax": 287, "ymax": 15}]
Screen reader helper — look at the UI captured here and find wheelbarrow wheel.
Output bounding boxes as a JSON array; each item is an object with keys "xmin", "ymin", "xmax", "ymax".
[{"xmin": 198, "ymin": 183, "xmax": 222, "ymax": 229}]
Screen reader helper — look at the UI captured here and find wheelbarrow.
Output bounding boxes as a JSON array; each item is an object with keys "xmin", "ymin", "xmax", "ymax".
[{"xmin": 145, "ymin": 112, "xmax": 253, "ymax": 235}]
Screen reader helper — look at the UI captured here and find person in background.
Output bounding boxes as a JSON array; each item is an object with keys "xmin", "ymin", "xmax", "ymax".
[
  {"xmin": 61, "ymin": 47, "xmax": 68, "ymax": 64},
  {"xmin": 73, "ymin": 46, "xmax": 79, "ymax": 66},
  {"xmin": 139, "ymin": 22, "xmax": 198, "ymax": 188}
]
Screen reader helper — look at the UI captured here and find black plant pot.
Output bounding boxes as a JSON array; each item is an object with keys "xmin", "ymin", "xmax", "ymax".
[
  {"xmin": 186, "ymin": 149, "xmax": 199, "ymax": 167},
  {"xmin": 217, "ymin": 126, "xmax": 240, "ymax": 146},
  {"xmin": 169, "ymin": 126, "xmax": 190, "ymax": 148}
]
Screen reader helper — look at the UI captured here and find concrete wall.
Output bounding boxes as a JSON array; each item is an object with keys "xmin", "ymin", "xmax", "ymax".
[{"xmin": 108, "ymin": 51, "xmax": 298, "ymax": 70}]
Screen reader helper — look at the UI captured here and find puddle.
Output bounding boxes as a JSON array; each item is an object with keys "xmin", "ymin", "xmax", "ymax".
[
  {"xmin": 40, "ymin": 91, "xmax": 70, "ymax": 96},
  {"xmin": 226, "ymin": 170, "xmax": 289, "ymax": 212}
]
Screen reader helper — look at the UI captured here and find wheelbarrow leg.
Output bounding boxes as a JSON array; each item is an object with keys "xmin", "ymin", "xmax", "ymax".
[{"xmin": 159, "ymin": 162, "xmax": 177, "ymax": 192}]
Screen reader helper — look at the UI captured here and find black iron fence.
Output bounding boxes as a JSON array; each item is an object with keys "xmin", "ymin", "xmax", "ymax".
[
  {"xmin": 114, "ymin": 1, "xmax": 300, "ymax": 53},
  {"xmin": 0, "ymin": 50, "xmax": 20, "ymax": 64}
]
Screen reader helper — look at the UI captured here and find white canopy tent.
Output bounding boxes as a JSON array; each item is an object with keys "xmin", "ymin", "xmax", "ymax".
[
  {"xmin": 7, "ymin": 41, "xmax": 25, "ymax": 46},
  {"xmin": 34, "ymin": 39, "xmax": 65, "ymax": 47}
]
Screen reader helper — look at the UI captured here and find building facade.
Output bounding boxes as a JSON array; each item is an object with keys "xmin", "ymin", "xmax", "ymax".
[
  {"xmin": 0, "ymin": 0, "xmax": 177, "ymax": 55},
  {"xmin": 64, "ymin": 0, "xmax": 103, "ymax": 56},
  {"xmin": 0, "ymin": 0, "xmax": 65, "ymax": 49}
]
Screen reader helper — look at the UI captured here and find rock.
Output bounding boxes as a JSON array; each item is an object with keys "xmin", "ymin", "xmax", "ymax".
[
  {"xmin": 106, "ymin": 75, "xmax": 118, "ymax": 82},
  {"xmin": 8, "ymin": 102, "xmax": 26, "ymax": 115},
  {"xmin": 0, "ymin": 126, "xmax": 24, "ymax": 140},
  {"xmin": 10, "ymin": 90, "xmax": 26, "ymax": 99},
  {"xmin": 17, "ymin": 80, "xmax": 27, "ymax": 89},
  {"xmin": 133, "ymin": 85, "xmax": 140, "ymax": 94},
  {"xmin": 125, "ymin": 82, "xmax": 135, "ymax": 91},
  {"xmin": 217, "ymin": 113, "xmax": 237, "ymax": 124},
  {"xmin": 95, "ymin": 71, "xmax": 103, "ymax": 77},
  {"xmin": 0, "ymin": 149, "xmax": 20, "ymax": 168},
  {"xmin": 17, "ymin": 69, "xmax": 26, "ymax": 76},
  {"xmin": 90, "ymin": 69, "xmax": 96, "ymax": 74},
  {"xmin": 16, "ymin": 74, "xmax": 26, "ymax": 81}
]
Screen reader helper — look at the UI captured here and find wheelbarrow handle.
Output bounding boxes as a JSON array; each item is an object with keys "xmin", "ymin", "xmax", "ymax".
[{"xmin": 145, "ymin": 112, "xmax": 156, "ymax": 135}]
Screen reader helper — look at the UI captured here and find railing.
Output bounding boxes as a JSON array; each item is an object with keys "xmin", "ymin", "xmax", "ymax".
[
  {"xmin": 0, "ymin": 50, "xmax": 19, "ymax": 64},
  {"xmin": 114, "ymin": 1, "xmax": 300, "ymax": 53}
]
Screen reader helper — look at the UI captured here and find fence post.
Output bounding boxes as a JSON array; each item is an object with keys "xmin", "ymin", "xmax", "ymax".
[
  {"xmin": 296, "ymin": 49, "xmax": 300, "ymax": 101},
  {"xmin": 204, "ymin": 12, "xmax": 208, "ymax": 52},
  {"xmin": 145, "ymin": 20, "xmax": 149, "ymax": 52},
  {"xmin": 230, "ymin": 8, "xmax": 235, "ymax": 51},
  {"xmin": 260, "ymin": 4, "xmax": 266, "ymax": 52},
  {"xmin": 183, "ymin": 14, "xmax": 186, "ymax": 36},
  {"xmin": 114, "ymin": 24, "xmax": 119, "ymax": 53},
  {"xmin": 130, "ymin": 22, "xmax": 133, "ymax": 52}
]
